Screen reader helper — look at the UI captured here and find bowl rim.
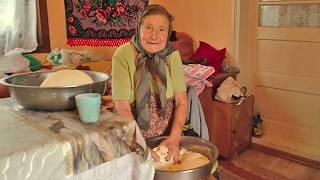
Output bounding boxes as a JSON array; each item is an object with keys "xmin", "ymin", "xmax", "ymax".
[{"xmin": 0, "ymin": 70, "xmax": 111, "ymax": 89}]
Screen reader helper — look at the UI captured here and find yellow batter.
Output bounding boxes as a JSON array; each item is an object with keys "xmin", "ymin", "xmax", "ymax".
[{"xmin": 153, "ymin": 145, "xmax": 210, "ymax": 171}]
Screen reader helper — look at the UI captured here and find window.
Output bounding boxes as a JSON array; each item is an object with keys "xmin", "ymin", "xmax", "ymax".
[
  {"xmin": 0, "ymin": 0, "xmax": 51, "ymax": 54},
  {"xmin": 0, "ymin": 1, "xmax": 14, "ymax": 32},
  {"xmin": 259, "ymin": 2, "xmax": 320, "ymax": 27}
]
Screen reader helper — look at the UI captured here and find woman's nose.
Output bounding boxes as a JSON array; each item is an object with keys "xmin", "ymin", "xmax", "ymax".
[{"xmin": 150, "ymin": 30, "xmax": 158, "ymax": 40}]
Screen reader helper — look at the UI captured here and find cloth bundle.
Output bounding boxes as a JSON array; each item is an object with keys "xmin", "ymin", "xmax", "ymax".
[
  {"xmin": 215, "ymin": 76, "xmax": 244, "ymax": 103},
  {"xmin": 47, "ymin": 49, "xmax": 97, "ymax": 66}
]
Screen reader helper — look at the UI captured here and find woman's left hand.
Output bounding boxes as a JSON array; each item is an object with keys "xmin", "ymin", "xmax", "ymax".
[{"xmin": 160, "ymin": 134, "xmax": 181, "ymax": 163}]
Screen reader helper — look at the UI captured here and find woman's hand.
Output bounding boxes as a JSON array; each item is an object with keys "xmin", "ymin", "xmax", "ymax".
[
  {"xmin": 148, "ymin": 146, "xmax": 160, "ymax": 162},
  {"xmin": 114, "ymin": 100, "xmax": 135, "ymax": 121},
  {"xmin": 159, "ymin": 92, "xmax": 187, "ymax": 163},
  {"xmin": 160, "ymin": 134, "xmax": 181, "ymax": 163}
]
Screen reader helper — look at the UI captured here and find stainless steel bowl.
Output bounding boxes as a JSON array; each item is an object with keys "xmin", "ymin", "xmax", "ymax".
[
  {"xmin": 146, "ymin": 136, "xmax": 219, "ymax": 180},
  {"xmin": 0, "ymin": 70, "xmax": 111, "ymax": 111}
]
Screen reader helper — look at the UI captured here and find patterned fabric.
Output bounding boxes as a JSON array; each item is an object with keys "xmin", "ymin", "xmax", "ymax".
[
  {"xmin": 139, "ymin": 94, "xmax": 174, "ymax": 138},
  {"xmin": 64, "ymin": 0, "xmax": 148, "ymax": 47},
  {"xmin": 184, "ymin": 64, "xmax": 215, "ymax": 95}
]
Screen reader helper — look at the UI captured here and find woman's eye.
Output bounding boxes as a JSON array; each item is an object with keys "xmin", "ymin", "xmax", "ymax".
[
  {"xmin": 159, "ymin": 27, "xmax": 168, "ymax": 32},
  {"xmin": 145, "ymin": 26, "xmax": 153, "ymax": 31}
]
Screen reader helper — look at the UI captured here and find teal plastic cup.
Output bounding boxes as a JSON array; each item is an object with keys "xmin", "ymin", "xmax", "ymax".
[{"xmin": 75, "ymin": 93, "xmax": 101, "ymax": 123}]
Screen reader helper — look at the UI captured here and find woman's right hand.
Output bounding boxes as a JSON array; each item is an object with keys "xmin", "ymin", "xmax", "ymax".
[{"xmin": 148, "ymin": 146, "xmax": 160, "ymax": 162}]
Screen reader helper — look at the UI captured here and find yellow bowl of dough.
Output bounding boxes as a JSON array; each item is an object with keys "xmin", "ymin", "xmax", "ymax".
[{"xmin": 0, "ymin": 70, "xmax": 111, "ymax": 111}]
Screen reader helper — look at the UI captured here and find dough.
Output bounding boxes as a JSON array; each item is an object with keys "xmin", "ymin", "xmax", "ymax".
[
  {"xmin": 153, "ymin": 145, "xmax": 210, "ymax": 171},
  {"xmin": 40, "ymin": 70, "xmax": 93, "ymax": 87}
]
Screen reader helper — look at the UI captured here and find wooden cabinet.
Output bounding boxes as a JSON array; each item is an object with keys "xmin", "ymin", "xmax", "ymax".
[{"xmin": 205, "ymin": 96, "xmax": 254, "ymax": 159}]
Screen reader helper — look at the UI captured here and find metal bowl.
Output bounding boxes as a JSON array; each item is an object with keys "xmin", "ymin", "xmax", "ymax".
[
  {"xmin": 0, "ymin": 70, "xmax": 111, "ymax": 111},
  {"xmin": 146, "ymin": 136, "xmax": 219, "ymax": 180}
]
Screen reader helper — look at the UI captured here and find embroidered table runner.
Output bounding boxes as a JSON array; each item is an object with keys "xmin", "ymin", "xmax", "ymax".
[
  {"xmin": 64, "ymin": 0, "xmax": 148, "ymax": 47},
  {"xmin": 0, "ymin": 98, "xmax": 153, "ymax": 180}
]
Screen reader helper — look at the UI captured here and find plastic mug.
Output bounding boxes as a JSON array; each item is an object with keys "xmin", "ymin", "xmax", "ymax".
[{"xmin": 75, "ymin": 93, "xmax": 101, "ymax": 123}]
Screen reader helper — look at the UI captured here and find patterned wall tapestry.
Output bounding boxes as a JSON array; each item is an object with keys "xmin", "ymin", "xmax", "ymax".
[{"xmin": 64, "ymin": 0, "xmax": 148, "ymax": 47}]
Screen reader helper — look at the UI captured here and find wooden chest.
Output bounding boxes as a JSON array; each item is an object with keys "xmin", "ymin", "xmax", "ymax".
[{"xmin": 206, "ymin": 96, "xmax": 254, "ymax": 159}]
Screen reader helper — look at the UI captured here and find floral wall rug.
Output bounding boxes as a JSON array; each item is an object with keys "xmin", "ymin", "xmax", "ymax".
[{"xmin": 64, "ymin": 0, "xmax": 148, "ymax": 47}]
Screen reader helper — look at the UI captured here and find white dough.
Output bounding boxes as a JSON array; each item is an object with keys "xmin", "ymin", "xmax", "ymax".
[
  {"xmin": 40, "ymin": 70, "xmax": 94, "ymax": 87},
  {"xmin": 153, "ymin": 145, "xmax": 210, "ymax": 171}
]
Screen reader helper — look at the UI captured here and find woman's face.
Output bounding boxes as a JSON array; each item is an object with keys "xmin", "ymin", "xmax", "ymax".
[{"xmin": 140, "ymin": 14, "xmax": 169, "ymax": 53}]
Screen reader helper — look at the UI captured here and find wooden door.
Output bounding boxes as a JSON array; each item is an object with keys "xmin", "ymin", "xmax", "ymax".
[{"xmin": 253, "ymin": 0, "xmax": 320, "ymax": 162}]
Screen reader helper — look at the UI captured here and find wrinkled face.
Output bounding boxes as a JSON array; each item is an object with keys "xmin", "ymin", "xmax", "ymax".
[{"xmin": 140, "ymin": 14, "xmax": 169, "ymax": 53}]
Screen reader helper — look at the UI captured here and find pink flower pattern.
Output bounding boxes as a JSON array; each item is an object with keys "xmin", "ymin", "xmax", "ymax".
[
  {"xmin": 68, "ymin": 25, "xmax": 77, "ymax": 35},
  {"xmin": 73, "ymin": 0, "xmax": 141, "ymax": 27},
  {"xmin": 68, "ymin": 16, "xmax": 74, "ymax": 23},
  {"xmin": 116, "ymin": 2, "xmax": 127, "ymax": 17},
  {"xmin": 64, "ymin": 0, "xmax": 147, "ymax": 47}
]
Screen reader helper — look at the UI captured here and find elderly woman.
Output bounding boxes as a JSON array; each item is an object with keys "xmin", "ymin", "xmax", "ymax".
[{"xmin": 111, "ymin": 4, "xmax": 187, "ymax": 163}]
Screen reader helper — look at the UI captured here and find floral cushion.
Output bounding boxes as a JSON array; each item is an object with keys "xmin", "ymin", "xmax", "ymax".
[{"xmin": 184, "ymin": 64, "xmax": 215, "ymax": 95}]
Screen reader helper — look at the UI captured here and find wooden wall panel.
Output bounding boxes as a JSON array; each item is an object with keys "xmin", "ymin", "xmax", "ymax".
[
  {"xmin": 258, "ymin": 27, "xmax": 320, "ymax": 42},
  {"xmin": 255, "ymin": 86, "xmax": 320, "ymax": 161},
  {"xmin": 257, "ymin": 40, "xmax": 320, "ymax": 77},
  {"xmin": 256, "ymin": 72, "xmax": 320, "ymax": 95},
  {"xmin": 255, "ymin": 86, "xmax": 320, "ymax": 129},
  {"xmin": 256, "ymin": 40, "xmax": 320, "ymax": 95}
]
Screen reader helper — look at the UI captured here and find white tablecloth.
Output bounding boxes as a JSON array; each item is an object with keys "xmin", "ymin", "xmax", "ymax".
[{"xmin": 0, "ymin": 98, "xmax": 154, "ymax": 180}]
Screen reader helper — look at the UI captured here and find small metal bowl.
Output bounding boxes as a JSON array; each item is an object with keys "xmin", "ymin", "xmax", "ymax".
[
  {"xmin": 0, "ymin": 70, "xmax": 111, "ymax": 111},
  {"xmin": 146, "ymin": 136, "xmax": 219, "ymax": 180}
]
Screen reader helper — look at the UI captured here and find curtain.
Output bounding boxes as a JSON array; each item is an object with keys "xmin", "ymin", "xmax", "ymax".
[{"xmin": 0, "ymin": 0, "xmax": 38, "ymax": 56}]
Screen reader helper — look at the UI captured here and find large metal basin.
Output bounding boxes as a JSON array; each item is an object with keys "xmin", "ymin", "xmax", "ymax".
[
  {"xmin": 146, "ymin": 136, "xmax": 219, "ymax": 180},
  {"xmin": 0, "ymin": 70, "xmax": 111, "ymax": 111}
]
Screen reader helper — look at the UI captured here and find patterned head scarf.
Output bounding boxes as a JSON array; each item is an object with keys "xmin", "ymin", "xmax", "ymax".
[{"xmin": 132, "ymin": 4, "xmax": 175, "ymax": 130}]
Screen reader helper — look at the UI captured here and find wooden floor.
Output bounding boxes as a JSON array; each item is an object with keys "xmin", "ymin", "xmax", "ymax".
[{"xmin": 218, "ymin": 148, "xmax": 320, "ymax": 180}]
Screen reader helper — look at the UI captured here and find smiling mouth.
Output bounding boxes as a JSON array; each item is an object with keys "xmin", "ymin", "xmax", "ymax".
[{"xmin": 146, "ymin": 42, "xmax": 159, "ymax": 44}]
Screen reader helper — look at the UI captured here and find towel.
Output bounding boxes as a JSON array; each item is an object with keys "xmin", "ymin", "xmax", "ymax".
[{"xmin": 186, "ymin": 86, "xmax": 209, "ymax": 140}]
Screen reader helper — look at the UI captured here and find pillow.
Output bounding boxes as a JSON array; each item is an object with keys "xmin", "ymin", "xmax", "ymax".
[
  {"xmin": 171, "ymin": 41, "xmax": 194, "ymax": 61},
  {"xmin": 169, "ymin": 32, "xmax": 194, "ymax": 61},
  {"xmin": 190, "ymin": 41, "xmax": 226, "ymax": 74}
]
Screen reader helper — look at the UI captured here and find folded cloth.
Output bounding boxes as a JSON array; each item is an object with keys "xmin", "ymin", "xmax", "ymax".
[
  {"xmin": 184, "ymin": 64, "xmax": 215, "ymax": 95},
  {"xmin": 186, "ymin": 86, "xmax": 209, "ymax": 140},
  {"xmin": 215, "ymin": 76, "xmax": 243, "ymax": 103}
]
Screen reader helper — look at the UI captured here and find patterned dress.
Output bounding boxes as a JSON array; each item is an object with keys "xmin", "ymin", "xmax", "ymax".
[{"xmin": 138, "ymin": 94, "xmax": 174, "ymax": 138}]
